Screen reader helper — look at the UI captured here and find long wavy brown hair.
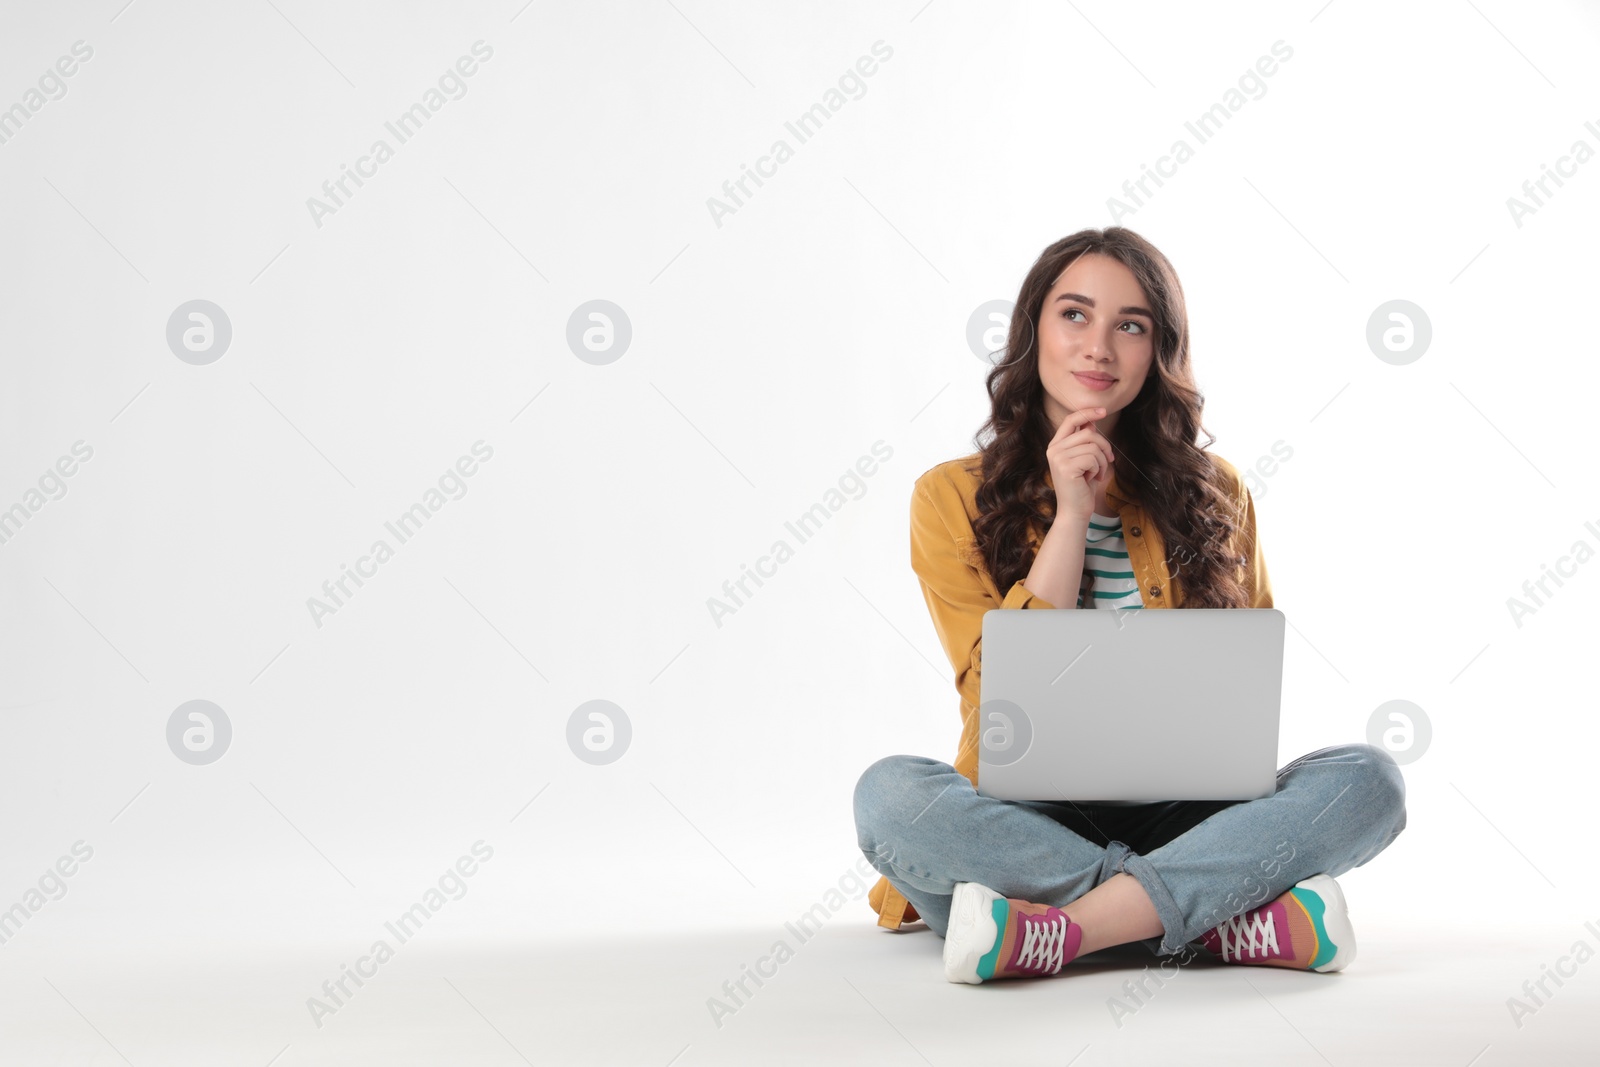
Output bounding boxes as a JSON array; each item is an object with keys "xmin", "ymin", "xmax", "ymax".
[{"xmin": 969, "ymin": 227, "xmax": 1251, "ymax": 609}]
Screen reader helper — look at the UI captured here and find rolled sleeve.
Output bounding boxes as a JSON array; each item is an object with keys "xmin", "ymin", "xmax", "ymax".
[{"xmin": 1001, "ymin": 577, "xmax": 1056, "ymax": 611}]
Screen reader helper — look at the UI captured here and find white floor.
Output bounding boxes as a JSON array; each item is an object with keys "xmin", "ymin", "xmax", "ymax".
[{"xmin": 5, "ymin": 915, "xmax": 1595, "ymax": 1065}]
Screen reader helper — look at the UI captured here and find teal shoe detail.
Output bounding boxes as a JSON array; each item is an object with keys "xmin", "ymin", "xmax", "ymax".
[
  {"xmin": 1290, "ymin": 886, "xmax": 1338, "ymax": 971},
  {"xmin": 975, "ymin": 898, "xmax": 1009, "ymax": 981}
]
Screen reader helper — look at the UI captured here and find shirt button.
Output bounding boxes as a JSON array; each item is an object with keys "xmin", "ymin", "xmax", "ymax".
[
  {"xmin": 1129, "ymin": 525, "xmax": 1141, "ymax": 537},
  {"xmin": 1148, "ymin": 584, "xmax": 1162, "ymax": 598}
]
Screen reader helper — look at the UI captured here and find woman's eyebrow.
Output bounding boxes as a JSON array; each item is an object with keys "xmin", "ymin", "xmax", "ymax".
[{"xmin": 1054, "ymin": 292, "xmax": 1153, "ymax": 318}]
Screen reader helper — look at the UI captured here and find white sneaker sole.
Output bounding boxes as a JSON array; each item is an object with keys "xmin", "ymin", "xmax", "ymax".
[
  {"xmin": 1296, "ymin": 873, "xmax": 1357, "ymax": 972},
  {"xmin": 943, "ymin": 881, "xmax": 1002, "ymax": 984}
]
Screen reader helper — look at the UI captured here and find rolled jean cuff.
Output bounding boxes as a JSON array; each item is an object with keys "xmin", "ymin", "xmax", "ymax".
[{"xmin": 1104, "ymin": 840, "xmax": 1189, "ymax": 956}]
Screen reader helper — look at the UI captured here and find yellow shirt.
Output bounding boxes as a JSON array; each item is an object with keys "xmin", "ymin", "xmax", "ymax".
[{"xmin": 865, "ymin": 450, "xmax": 1274, "ymax": 930}]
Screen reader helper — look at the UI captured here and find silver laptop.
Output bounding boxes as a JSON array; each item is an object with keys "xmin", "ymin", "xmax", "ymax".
[{"xmin": 977, "ymin": 608, "xmax": 1285, "ymax": 802}]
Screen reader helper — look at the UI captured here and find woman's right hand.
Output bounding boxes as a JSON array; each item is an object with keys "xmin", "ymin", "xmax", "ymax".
[{"xmin": 1045, "ymin": 405, "xmax": 1115, "ymax": 521}]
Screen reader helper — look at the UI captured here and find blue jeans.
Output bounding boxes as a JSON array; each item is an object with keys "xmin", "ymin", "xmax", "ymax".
[{"xmin": 853, "ymin": 743, "xmax": 1407, "ymax": 956}]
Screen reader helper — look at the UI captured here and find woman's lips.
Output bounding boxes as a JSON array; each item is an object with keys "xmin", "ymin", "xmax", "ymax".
[{"xmin": 1073, "ymin": 372, "xmax": 1116, "ymax": 392}]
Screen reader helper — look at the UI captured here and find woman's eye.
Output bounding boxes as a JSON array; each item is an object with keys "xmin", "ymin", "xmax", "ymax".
[{"xmin": 1063, "ymin": 308, "xmax": 1146, "ymax": 334}]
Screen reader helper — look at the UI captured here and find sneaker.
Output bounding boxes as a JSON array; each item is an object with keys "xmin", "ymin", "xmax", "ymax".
[
  {"xmin": 943, "ymin": 881, "xmax": 1084, "ymax": 984},
  {"xmin": 1194, "ymin": 873, "xmax": 1356, "ymax": 972}
]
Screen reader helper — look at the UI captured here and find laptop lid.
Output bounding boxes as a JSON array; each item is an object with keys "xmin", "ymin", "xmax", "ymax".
[{"xmin": 977, "ymin": 608, "xmax": 1285, "ymax": 802}]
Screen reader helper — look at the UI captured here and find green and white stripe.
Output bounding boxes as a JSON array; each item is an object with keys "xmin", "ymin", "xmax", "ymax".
[{"xmin": 1076, "ymin": 512, "xmax": 1146, "ymax": 611}]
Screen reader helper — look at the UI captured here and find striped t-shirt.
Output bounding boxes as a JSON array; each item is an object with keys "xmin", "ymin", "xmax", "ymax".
[{"xmin": 1075, "ymin": 512, "xmax": 1146, "ymax": 611}]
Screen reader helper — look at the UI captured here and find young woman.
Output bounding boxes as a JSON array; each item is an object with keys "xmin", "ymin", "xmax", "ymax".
[{"xmin": 853, "ymin": 228, "xmax": 1407, "ymax": 984}]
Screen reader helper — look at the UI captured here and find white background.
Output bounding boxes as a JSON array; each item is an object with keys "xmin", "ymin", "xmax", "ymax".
[{"xmin": 2, "ymin": 1, "xmax": 1596, "ymax": 1063}]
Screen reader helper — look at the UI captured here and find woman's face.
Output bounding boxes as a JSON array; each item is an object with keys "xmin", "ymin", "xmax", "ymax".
[{"xmin": 1036, "ymin": 252, "xmax": 1157, "ymax": 439}]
